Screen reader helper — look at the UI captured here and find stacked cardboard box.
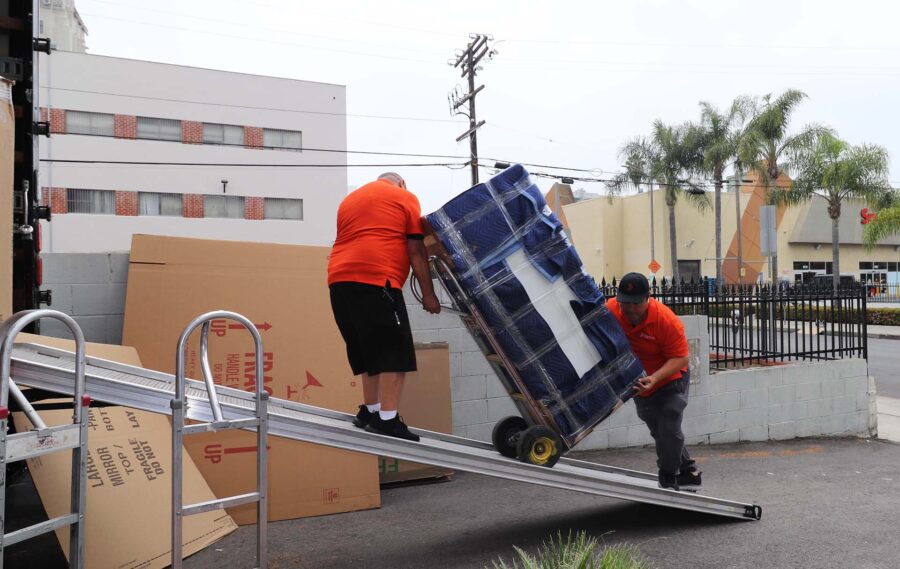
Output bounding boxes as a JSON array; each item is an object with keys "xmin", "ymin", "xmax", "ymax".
[
  {"xmin": 122, "ymin": 234, "xmax": 382, "ymax": 524},
  {"xmin": 13, "ymin": 334, "xmax": 237, "ymax": 569}
]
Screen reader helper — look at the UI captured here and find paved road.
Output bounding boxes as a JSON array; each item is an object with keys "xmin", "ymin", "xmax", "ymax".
[
  {"xmin": 867, "ymin": 338, "xmax": 899, "ymax": 398},
  {"xmin": 179, "ymin": 438, "xmax": 899, "ymax": 569}
]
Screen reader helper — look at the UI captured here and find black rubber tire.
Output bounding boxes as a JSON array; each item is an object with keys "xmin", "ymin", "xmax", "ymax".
[
  {"xmin": 492, "ymin": 416, "xmax": 528, "ymax": 459},
  {"xmin": 516, "ymin": 425, "xmax": 563, "ymax": 468}
]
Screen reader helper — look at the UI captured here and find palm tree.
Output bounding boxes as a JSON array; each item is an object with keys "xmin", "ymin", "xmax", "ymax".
[
  {"xmin": 863, "ymin": 188, "xmax": 900, "ymax": 247},
  {"xmin": 696, "ymin": 97, "xmax": 754, "ymax": 284},
  {"xmin": 773, "ymin": 132, "xmax": 891, "ymax": 290},
  {"xmin": 608, "ymin": 137, "xmax": 657, "ymax": 264},
  {"xmin": 610, "ymin": 121, "xmax": 709, "ymax": 282},
  {"xmin": 739, "ymin": 89, "xmax": 830, "ymax": 282}
]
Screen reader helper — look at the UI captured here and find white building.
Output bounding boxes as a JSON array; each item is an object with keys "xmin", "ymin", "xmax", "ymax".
[
  {"xmin": 39, "ymin": 0, "xmax": 88, "ymax": 53},
  {"xmin": 39, "ymin": 50, "xmax": 347, "ymax": 252}
]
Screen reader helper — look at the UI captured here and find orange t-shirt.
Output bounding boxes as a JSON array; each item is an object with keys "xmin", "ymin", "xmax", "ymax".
[
  {"xmin": 327, "ymin": 179, "xmax": 424, "ymax": 289},
  {"xmin": 606, "ymin": 297, "xmax": 689, "ymax": 397}
]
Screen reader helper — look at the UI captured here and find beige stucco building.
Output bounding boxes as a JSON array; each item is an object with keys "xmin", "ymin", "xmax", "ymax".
[{"xmin": 555, "ymin": 172, "xmax": 900, "ymax": 287}]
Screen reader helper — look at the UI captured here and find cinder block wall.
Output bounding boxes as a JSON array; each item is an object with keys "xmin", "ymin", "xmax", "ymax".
[
  {"xmin": 404, "ymin": 280, "xmax": 875, "ymax": 446},
  {"xmin": 40, "ymin": 253, "xmax": 130, "ymax": 344}
]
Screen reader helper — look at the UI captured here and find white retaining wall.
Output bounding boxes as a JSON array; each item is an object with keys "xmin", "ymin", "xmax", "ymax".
[{"xmin": 404, "ymin": 280, "xmax": 876, "ymax": 447}]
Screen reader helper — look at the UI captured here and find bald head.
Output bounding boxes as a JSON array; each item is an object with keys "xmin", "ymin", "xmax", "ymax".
[{"xmin": 378, "ymin": 172, "xmax": 406, "ymax": 189}]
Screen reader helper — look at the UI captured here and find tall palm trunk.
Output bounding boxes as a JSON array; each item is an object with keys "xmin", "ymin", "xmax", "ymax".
[
  {"xmin": 714, "ymin": 166, "xmax": 723, "ymax": 285},
  {"xmin": 829, "ymin": 200, "xmax": 842, "ymax": 292},
  {"xmin": 668, "ymin": 202, "xmax": 679, "ymax": 282}
]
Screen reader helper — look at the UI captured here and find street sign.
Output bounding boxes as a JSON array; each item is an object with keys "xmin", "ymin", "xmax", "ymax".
[{"xmin": 648, "ymin": 259, "xmax": 661, "ymax": 273}]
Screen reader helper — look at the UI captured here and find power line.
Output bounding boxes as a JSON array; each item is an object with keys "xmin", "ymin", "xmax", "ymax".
[
  {"xmin": 78, "ymin": 12, "xmax": 444, "ymax": 65},
  {"xmin": 80, "ymin": 0, "xmax": 450, "ymax": 58},
  {"xmin": 45, "ymin": 87, "xmax": 462, "ymax": 123},
  {"xmin": 46, "ymin": 130, "xmax": 469, "ymax": 159},
  {"xmin": 41, "ymin": 159, "xmax": 469, "ymax": 168}
]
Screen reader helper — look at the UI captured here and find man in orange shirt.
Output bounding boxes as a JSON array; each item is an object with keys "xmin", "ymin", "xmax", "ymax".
[
  {"xmin": 607, "ymin": 272, "xmax": 701, "ymax": 491},
  {"xmin": 328, "ymin": 173, "xmax": 441, "ymax": 442}
]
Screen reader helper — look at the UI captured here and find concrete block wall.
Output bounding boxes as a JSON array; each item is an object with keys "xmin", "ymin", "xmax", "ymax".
[
  {"xmin": 404, "ymin": 280, "xmax": 875, "ymax": 446},
  {"xmin": 40, "ymin": 253, "xmax": 130, "ymax": 344},
  {"xmin": 578, "ymin": 357, "xmax": 873, "ymax": 450}
]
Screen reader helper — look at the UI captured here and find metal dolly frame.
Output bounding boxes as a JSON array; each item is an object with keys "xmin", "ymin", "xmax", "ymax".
[
  {"xmin": 416, "ymin": 254, "xmax": 599, "ymax": 468},
  {"xmin": 0, "ymin": 310, "xmax": 90, "ymax": 569},
  {"xmin": 171, "ymin": 311, "xmax": 269, "ymax": 569}
]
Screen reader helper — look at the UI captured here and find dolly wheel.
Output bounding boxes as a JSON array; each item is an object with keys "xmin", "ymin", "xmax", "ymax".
[
  {"xmin": 492, "ymin": 416, "xmax": 528, "ymax": 459},
  {"xmin": 516, "ymin": 425, "xmax": 562, "ymax": 468}
]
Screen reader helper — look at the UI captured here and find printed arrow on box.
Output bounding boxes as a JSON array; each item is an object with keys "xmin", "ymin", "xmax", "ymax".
[{"xmin": 227, "ymin": 322, "xmax": 272, "ymax": 332}]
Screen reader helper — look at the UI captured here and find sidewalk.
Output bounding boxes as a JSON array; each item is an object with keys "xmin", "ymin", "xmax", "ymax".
[
  {"xmin": 868, "ymin": 324, "xmax": 900, "ymax": 340},
  {"xmin": 877, "ymin": 396, "xmax": 900, "ymax": 441}
]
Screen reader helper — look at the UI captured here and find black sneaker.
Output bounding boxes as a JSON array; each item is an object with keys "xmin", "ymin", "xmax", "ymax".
[
  {"xmin": 658, "ymin": 472, "xmax": 680, "ymax": 491},
  {"xmin": 677, "ymin": 469, "xmax": 702, "ymax": 489},
  {"xmin": 353, "ymin": 405, "xmax": 373, "ymax": 429},
  {"xmin": 365, "ymin": 415, "xmax": 420, "ymax": 442}
]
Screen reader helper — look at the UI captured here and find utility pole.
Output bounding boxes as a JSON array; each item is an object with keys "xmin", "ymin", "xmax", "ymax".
[{"xmin": 449, "ymin": 34, "xmax": 494, "ymax": 187}]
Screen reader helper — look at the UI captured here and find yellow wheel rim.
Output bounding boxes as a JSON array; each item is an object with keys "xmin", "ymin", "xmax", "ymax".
[{"xmin": 529, "ymin": 436, "xmax": 557, "ymax": 465}]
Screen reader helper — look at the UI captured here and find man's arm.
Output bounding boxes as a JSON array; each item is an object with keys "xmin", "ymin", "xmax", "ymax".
[
  {"xmin": 407, "ymin": 239, "xmax": 441, "ymax": 314},
  {"xmin": 633, "ymin": 356, "xmax": 689, "ymax": 395}
]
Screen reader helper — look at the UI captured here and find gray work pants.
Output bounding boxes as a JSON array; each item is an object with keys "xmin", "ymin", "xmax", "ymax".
[{"xmin": 634, "ymin": 370, "xmax": 696, "ymax": 477}]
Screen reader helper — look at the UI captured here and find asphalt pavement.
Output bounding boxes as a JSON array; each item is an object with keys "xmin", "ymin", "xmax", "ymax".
[{"xmin": 180, "ymin": 438, "xmax": 900, "ymax": 569}]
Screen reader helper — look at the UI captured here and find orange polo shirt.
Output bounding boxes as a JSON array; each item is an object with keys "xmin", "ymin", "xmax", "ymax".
[
  {"xmin": 327, "ymin": 179, "xmax": 424, "ymax": 289},
  {"xmin": 606, "ymin": 297, "xmax": 689, "ymax": 397}
]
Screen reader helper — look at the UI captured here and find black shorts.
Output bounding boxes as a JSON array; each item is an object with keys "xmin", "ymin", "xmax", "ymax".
[{"xmin": 329, "ymin": 281, "xmax": 417, "ymax": 376}]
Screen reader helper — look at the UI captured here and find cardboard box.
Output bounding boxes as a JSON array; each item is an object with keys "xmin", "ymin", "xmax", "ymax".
[
  {"xmin": 122, "ymin": 234, "xmax": 380, "ymax": 524},
  {"xmin": 0, "ymin": 76, "xmax": 14, "ymax": 322},
  {"xmin": 378, "ymin": 343, "xmax": 454, "ymax": 485},
  {"xmin": 12, "ymin": 334, "xmax": 237, "ymax": 569}
]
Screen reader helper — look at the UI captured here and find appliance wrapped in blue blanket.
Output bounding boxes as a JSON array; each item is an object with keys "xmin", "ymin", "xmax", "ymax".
[{"xmin": 426, "ymin": 164, "xmax": 645, "ymax": 447}]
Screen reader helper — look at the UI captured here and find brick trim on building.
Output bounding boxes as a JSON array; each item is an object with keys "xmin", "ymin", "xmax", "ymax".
[
  {"xmin": 49, "ymin": 108, "xmax": 66, "ymax": 134},
  {"xmin": 182, "ymin": 120, "xmax": 203, "ymax": 144},
  {"xmin": 245, "ymin": 196, "xmax": 265, "ymax": 220},
  {"xmin": 115, "ymin": 191, "xmax": 139, "ymax": 216},
  {"xmin": 46, "ymin": 187, "xmax": 68, "ymax": 214},
  {"xmin": 244, "ymin": 126, "xmax": 263, "ymax": 149},
  {"xmin": 114, "ymin": 115, "xmax": 137, "ymax": 139},
  {"xmin": 184, "ymin": 194, "xmax": 204, "ymax": 218}
]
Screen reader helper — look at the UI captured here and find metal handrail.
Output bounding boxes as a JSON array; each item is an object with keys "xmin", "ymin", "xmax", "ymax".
[
  {"xmin": 0, "ymin": 309, "xmax": 89, "ymax": 569},
  {"xmin": 171, "ymin": 310, "xmax": 268, "ymax": 569}
]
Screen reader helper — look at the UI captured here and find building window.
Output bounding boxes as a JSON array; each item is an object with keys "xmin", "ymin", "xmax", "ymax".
[
  {"xmin": 264, "ymin": 198, "xmax": 303, "ymax": 220},
  {"xmin": 204, "ymin": 195, "xmax": 244, "ymax": 218},
  {"xmin": 262, "ymin": 128, "xmax": 302, "ymax": 151},
  {"xmin": 203, "ymin": 123, "xmax": 244, "ymax": 146},
  {"xmin": 676, "ymin": 260, "xmax": 701, "ymax": 283},
  {"xmin": 67, "ymin": 189, "xmax": 115, "ymax": 214},
  {"xmin": 136, "ymin": 116, "xmax": 182, "ymax": 141},
  {"xmin": 139, "ymin": 192, "xmax": 183, "ymax": 216},
  {"xmin": 859, "ymin": 262, "xmax": 873, "ymax": 271},
  {"xmin": 66, "ymin": 111, "xmax": 115, "ymax": 136}
]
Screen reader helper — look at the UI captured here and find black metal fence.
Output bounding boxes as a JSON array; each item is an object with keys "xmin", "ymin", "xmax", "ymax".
[{"xmin": 600, "ymin": 277, "xmax": 868, "ymax": 371}]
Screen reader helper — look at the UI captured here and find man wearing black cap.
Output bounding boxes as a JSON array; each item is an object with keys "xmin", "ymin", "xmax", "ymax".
[{"xmin": 606, "ymin": 272, "xmax": 701, "ymax": 491}]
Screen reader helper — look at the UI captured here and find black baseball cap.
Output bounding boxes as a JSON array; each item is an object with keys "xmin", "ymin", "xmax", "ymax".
[{"xmin": 617, "ymin": 272, "xmax": 650, "ymax": 303}]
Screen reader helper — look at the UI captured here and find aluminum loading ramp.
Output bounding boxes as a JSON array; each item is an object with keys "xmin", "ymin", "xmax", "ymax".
[{"xmin": 9, "ymin": 341, "xmax": 762, "ymax": 521}]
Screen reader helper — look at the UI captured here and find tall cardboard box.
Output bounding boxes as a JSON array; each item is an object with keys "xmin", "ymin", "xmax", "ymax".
[
  {"xmin": 379, "ymin": 343, "xmax": 454, "ymax": 484},
  {"xmin": 12, "ymin": 334, "xmax": 237, "ymax": 569},
  {"xmin": 0, "ymin": 76, "xmax": 14, "ymax": 322},
  {"xmin": 122, "ymin": 235, "xmax": 381, "ymax": 524}
]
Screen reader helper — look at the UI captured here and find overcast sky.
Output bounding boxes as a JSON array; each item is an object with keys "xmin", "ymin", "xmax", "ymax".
[{"xmin": 72, "ymin": 0, "xmax": 900, "ymax": 213}]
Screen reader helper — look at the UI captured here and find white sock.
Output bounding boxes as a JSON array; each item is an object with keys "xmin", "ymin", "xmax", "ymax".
[
  {"xmin": 365, "ymin": 403, "xmax": 381, "ymax": 413},
  {"xmin": 379, "ymin": 409, "xmax": 398, "ymax": 421}
]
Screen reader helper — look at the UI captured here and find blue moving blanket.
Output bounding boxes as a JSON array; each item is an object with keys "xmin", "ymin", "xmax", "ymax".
[{"xmin": 426, "ymin": 165, "xmax": 645, "ymax": 447}]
